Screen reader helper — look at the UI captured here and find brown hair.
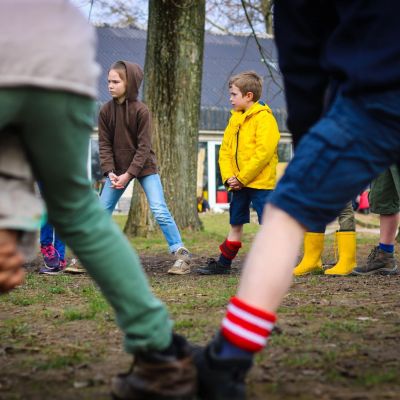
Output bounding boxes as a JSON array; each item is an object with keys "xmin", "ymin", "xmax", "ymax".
[
  {"xmin": 109, "ymin": 61, "xmax": 127, "ymax": 84},
  {"xmin": 229, "ymin": 71, "xmax": 263, "ymax": 101}
]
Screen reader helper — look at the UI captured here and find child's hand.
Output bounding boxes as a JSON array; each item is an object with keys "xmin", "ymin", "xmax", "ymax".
[
  {"xmin": 226, "ymin": 176, "xmax": 237, "ymax": 187},
  {"xmin": 109, "ymin": 172, "xmax": 124, "ymax": 189},
  {"xmin": 108, "ymin": 172, "xmax": 118, "ymax": 184},
  {"xmin": 227, "ymin": 177, "xmax": 243, "ymax": 191},
  {"xmin": 0, "ymin": 230, "xmax": 25, "ymax": 293},
  {"xmin": 111, "ymin": 172, "xmax": 133, "ymax": 189}
]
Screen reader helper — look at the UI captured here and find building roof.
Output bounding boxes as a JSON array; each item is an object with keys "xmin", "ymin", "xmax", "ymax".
[{"xmin": 96, "ymin": 27, "xmax": 287, "ymax": 131}]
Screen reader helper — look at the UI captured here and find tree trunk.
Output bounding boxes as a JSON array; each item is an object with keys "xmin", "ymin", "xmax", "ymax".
[
  {"xmin": 260, "ymin": 0, "xmax": 273, "ymax": 35},
  {"xmin": 124, "ymin": 0, "xmax": 205, "ymax": 237}
]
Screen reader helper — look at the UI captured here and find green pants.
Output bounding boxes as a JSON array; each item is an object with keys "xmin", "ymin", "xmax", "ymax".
[
  {"xmin": 338, "ymin": 201, "xmax": 356, "ymax": 231},
  {"xmin": 369, "ymin": 166, "xmax": 400, "ymax": 215},
  {"xmin": 0, "ymin": 88, "xmax": 172, "ymax": 353},
  {"xmin": 314, "ymin": 201, "xmax": 355, "ymax": 233}
]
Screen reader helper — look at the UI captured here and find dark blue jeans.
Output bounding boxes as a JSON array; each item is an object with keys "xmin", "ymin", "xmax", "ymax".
[
  {"xmin": 269, "ymin": 90, "xmax": 400, "ymax": 231},
  {"xmin": 230, "ymin": 188, "xmax": 273, "ymax": 224}
]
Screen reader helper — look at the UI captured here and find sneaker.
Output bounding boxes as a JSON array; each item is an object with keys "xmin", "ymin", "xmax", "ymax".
[
  {"xmin": 111, "ymin": 333, "xmax": 197, "ymax": 400},
  {"xmin": 64, "ymin": 258, "xmax": 86, "ymax": 274},
  {"xmin": 39, "ymin": 265, "xmax": 64, "ymax": 275},
  {"xmin": 193, "ymin": 333, "xmax": 252, "ymax": 400},
  {"xmin": 168, "ymin": 247, "xmax": 191, "ymax": 275},
  {"xmin": 352, "ymin": 246, "xmax": 398, "ymax": 275},
  {"xmin": 40, "ymin": 244, "xmax": 60, "ymax": 268},
  {"xmin": 196, "ymin": 258, "xmax": 231, "ymax": 275}
]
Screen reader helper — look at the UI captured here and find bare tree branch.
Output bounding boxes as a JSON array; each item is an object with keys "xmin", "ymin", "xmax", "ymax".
[{"xmin": 240, "ymin": 0, "xmax": 282, "ymax": 89}]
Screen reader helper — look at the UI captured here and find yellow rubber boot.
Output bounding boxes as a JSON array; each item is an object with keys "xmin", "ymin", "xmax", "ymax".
[
  {"xmin": 325, "ymin": 231, "xmax": 357, "ymax": 276},
  {"xmin": 293, "ymin": 232, "xmax": 325, "ymax": 276}
]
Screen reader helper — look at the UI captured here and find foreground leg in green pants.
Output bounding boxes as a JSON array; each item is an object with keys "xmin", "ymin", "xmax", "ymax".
[
  {"xmin": 1, "ymin": 88, "xmax": 197, "ymax": 398},
  {"xmin": 0, "ymin": 88, "xmax": 171, "ymax": 353}
]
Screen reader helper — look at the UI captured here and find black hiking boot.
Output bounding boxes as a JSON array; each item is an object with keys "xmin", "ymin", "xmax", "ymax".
[
  {"xmin": 111, "ymin": 334, "xmax": 197, "ymax": 400},
  {"xmin": 352, "ymin": 246, "xmax": 398, "ymax": 275},
  {"xmin": 193, "ymin": 334, "xmax": 252, "ymax": 400},
  {"xmin": 196, "ymin": 258, "xmax": 231, "ymax": 275}
]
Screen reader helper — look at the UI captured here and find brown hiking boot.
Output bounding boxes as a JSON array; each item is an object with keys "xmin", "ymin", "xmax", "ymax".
[
  {"xmin": 111, "ymin": 334, "xmax": 197, "ymax": 400},
  {"xmin": 352, "ymin": 246, "xmax": 398, "ymax": 275}
]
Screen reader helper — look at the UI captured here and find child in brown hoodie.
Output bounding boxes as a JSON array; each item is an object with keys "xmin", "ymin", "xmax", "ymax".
[
  {"xmin": 98, "ymin": 61, "xmax": 191, "ymax": 274},
  {"xmin": 0, "ymin": 2, "xmax": 196, "ymax": 399}
]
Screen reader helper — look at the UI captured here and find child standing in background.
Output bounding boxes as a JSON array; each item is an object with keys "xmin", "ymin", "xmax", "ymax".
[
  {"xmin": 197, "ymin": 71, "xmax": 280, "ymax": 275},
  {"xmin": 99, "ymin": 61, "xmax": 191, "ymax": 275},
  {"xmin": 39, "ymin": 221, "xmax": 65, "ymax": 274}
]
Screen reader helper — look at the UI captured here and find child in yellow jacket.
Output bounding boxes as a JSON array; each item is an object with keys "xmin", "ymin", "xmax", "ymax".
[{"xmin": 197, "ymin": 71, "xmax": 280, "ymax": 275}]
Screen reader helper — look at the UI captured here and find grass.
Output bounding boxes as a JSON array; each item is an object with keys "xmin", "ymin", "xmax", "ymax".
[
  {"xmin": 0, "ymin": 211, "xmax": 399, "ymax": 399},
  {"xmin": 114, "ymin": 212, "xmax": 260, "ymax": 254}
]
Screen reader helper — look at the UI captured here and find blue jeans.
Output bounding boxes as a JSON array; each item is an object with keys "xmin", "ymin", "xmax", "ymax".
[
  {"xmin": 100, "ymin": 173, "xmax": 184, "ymax": 253},
  {"xmin": 40, "ymin": 222, "xmax": 66, "ymax": 261},
  {"xmin": 269, "ymin": 90, "xmax": 400, "ymax": 232}
]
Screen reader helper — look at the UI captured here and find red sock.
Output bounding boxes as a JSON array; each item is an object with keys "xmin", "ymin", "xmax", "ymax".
[
  {"xmin": 221, "ymin": 296, "xmax": 277, "ymax": 352},
  {"xmin": 219, "ymin": 239, "xmax": 242, "ymax": 260}
]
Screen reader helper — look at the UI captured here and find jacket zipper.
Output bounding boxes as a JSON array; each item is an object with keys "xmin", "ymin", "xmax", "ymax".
[{"xmin": 235, "ymin": 128, "xmax": 240, "ymax": 171}]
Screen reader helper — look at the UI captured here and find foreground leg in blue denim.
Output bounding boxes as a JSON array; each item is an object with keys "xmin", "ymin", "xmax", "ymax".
[
  {"xmin": 269, "ymin": 90, "xmax": 400, "ymax": 231},
  {"xmin": 99, "ymin": 177, "xmax": 127, "ymax": 214},
  {"xmin": 139, "ymin": 174, "xmax": 184, "ymax": 253}
]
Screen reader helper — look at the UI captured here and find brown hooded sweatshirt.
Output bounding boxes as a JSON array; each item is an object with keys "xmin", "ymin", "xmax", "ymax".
[{"xmin": 98, "ymin": 61, "xmax": 158, "ymax": 178}]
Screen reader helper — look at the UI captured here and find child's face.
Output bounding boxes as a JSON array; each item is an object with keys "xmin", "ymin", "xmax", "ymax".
[
  {"xmin": 229, "ymin": 84, "xmax": 254, "ymax": 111},
  {"xmin": 108, "ymin": 69, "xmax": 127, "ymax": 102}
]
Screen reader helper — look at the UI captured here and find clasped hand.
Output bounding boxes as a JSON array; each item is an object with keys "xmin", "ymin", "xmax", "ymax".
[
  {"xmin": 109, "ymin": 172, "xmax": 133, "ymax": 189},
  {"xmin": 227, "ymin": 176, "xmax": 243, "ymax": 191}
]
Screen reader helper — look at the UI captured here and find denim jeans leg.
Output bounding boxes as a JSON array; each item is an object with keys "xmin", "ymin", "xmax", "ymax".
[
  {"xmin": 99, "ymin": 177, "xmax": 126, "ymax": 214},
  {"xmin": 54, "ymin": 233, "xmax": 66, "ymax": 260},
  {"xmin": 139, "ymin": 174, "xmax": 184, "ymax": 253},
  {"xmin": 40, "ymin": 222, "xmax": 54, "ymax": 246}
]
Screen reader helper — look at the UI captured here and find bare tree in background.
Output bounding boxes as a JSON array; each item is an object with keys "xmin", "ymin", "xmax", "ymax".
[
  {"xmin": 74, "ymin": 0, "xmax": 271, "ymax": 34},
  {"xmin": 124, "ymin": 0, "xmax": 205, "ymax": 237},
  {"xmin": 207, "ymin": 0, "xmax": 273, "ymax": 35},
  {"xmin": 90, "ymin": 0, "xmax": 147, "ymax": 27}
]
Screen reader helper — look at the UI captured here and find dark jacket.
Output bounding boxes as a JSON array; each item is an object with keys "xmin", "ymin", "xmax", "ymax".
[
  {"xmin": 274, "ymin": 0, "xmax": 400, "ymax": 145},
  {"xmin": 98, "ymin": 61, "xmax": 158, "ymax": 177}
]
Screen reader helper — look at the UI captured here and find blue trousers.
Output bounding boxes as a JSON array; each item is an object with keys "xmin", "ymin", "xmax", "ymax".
[
  {"xmin": 100, "ymin": 173, "xmax": 184, "ymax": 253},
  {"xmin": 270, "ymin": 90, "xmax": 400, "ymax": 231},
  {"xmin": 40, "ymin": 222, "xmax": 66, "ymax": 260},
  {"xmin": 230, "ymin": 188, "xmax": 273, "ymax": 225}
]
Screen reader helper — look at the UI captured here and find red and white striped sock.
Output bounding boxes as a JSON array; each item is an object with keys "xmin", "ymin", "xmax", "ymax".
[{"xmin": 221, "ymin": 296, "xmax": 277, "ymax": 352}]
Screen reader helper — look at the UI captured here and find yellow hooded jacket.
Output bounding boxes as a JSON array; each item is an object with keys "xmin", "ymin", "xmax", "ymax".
[{"xmin": 219, "ymin": 101, "xmax": 280, "ymax": 190}]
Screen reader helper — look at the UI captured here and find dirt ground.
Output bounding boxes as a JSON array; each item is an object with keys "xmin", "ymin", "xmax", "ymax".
[{"xmin": 0, "ymin": 241, "xmax": 399, "ymax": 400}]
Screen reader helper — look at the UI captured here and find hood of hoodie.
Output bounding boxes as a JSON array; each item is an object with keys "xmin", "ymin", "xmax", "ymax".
[{"xmin": 117, "ymin": 60, "xmax": 143, "ymax": 102}]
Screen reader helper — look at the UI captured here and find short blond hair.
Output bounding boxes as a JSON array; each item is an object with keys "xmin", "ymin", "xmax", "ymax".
[{"xmin": 229, "ymin": 71, "xmax": 263, "ymax": 101}]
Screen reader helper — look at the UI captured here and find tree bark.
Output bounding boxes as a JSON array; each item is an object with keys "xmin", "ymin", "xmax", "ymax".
[
  {"xmin": 124, "ymin": 0, "xmax": 205, "ymax": 237},
  {"xmin": 260, "ymin": 0, "xmax": 273, "ymax": 35}
]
